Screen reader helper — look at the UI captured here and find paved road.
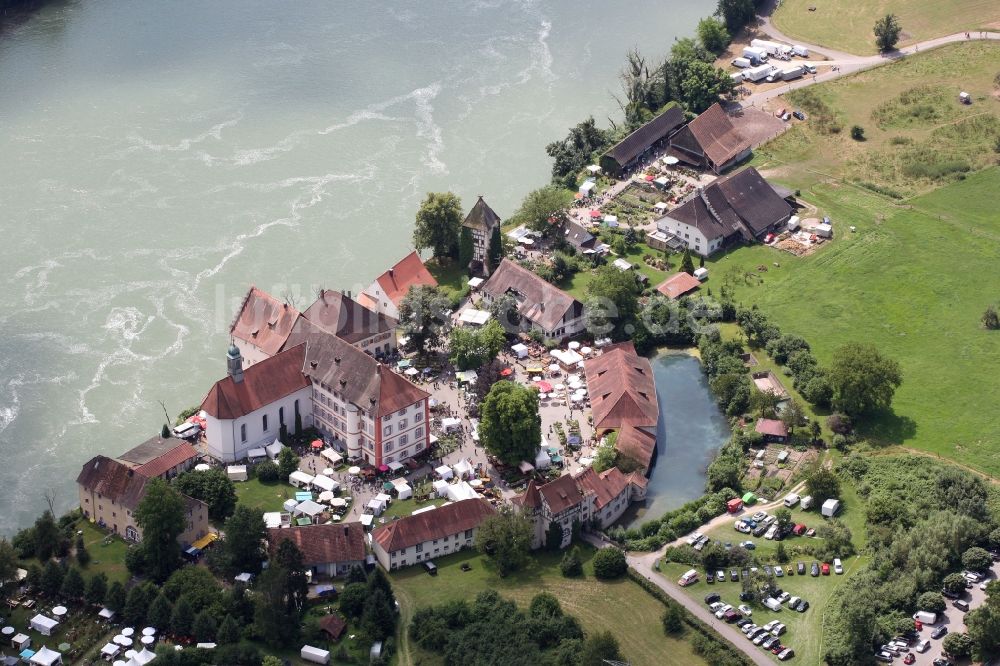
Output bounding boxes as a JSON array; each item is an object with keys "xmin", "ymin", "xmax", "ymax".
[{"xmin": 916, "ymin": 561, "xmax": 1000, "ymax": 666}]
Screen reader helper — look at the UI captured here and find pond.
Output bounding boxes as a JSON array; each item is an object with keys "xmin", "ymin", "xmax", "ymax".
[{"xmin": 622, "ymin": 351, "xmax": 730, "ymax": 526}]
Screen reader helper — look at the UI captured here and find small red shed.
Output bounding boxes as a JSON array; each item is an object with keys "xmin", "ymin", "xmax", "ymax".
[{"xmin": 727, "ymin": 498, "xmax": 744, "ymax": 513}]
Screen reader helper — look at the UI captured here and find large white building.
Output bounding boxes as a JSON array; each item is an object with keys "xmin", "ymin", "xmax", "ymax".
[
  {"xmin": 200, "ymin": 344, "xmax": 313, "ymax": 462},
  {"xmin": 360, "ymin": 250, "xmax": 439, "ymax": 320},
  {"xmin": 370, "ymin": 498, "xmax": 496, "ymax": 570}
]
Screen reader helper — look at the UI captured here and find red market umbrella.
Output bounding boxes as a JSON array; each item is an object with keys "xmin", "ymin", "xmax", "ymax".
[
  {"xmin": 378, "ymin": 464, "xmax": 390, "ymax": 473},
  {"xmin": 499, "ymin": 368, "xmax": 513, "ymax": 377},
  {"xmin": 588, "ymin": 209, "xmax": 601, "ymax": 218},
  {"xmin": 534, "ymin": 380, "xmax": 554, "ymax": 393},
  {"xmin": 310, "ymin": 440, "xmax": 323, "ymax": 450},
  {"xmin": 644, "ymin": 174, "xmax": 655, "ymax": 181}
]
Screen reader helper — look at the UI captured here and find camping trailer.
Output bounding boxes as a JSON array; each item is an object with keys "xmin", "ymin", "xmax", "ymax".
[
  {"xmin": 792, "ymin": 45, "xmax": 810, "ymax": 57},
  {"xmin": 821, "ymin": 498, "xmax": 841, "ymax": 517},
  {"xmin": 300, "ymin": 645, "xmax": 330, "ymax": 665},
  {"xmin": 959, "ymin": 91, "xmax": 971, "ymax": 104}
]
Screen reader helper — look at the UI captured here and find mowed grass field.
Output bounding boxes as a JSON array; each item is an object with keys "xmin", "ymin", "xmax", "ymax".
[
  {"xmin": 390, "ymin": 546, "xmax": 709, "ymax": 666},
  {"xmin": 771, "ymin": 0, "xmax": 1000, "ymax": 55},
  {"xmin": 710, "ymin": 169, "xmax": 1000, "ymax": 477},
  {"xmin": 756, "ymin": 41, "xmax": 1000, "ymax": 198}
]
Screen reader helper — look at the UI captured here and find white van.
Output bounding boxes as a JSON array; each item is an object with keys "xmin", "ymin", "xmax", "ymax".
[
  {"xmin": 783, "ymin": 493, "xmax": 800, "ymax": 508},
  {"xmin": 764, "ymin": 598, "xmax": 783, "ymax": 612},
  {"xmin": 679, "ymin": 569, "xmax": 699, "ymax": 587},
  {"xmin": 912, "ymin": 611, "xmax": 937, "ymax": 625}
]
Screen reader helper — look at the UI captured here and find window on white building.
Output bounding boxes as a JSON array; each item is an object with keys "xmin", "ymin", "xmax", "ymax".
[
  {"xmin": 415, "ymin": 411, "xmax": 423, "ymax": 422},
  {"xmin": 400, "ymin": 434, "xmax": 408, "ymax": 446},
  {"xmin": 398, "ymin": 418, "xmax": 407, "ymax": 430},
  {"xmin": 240, "ymin": 424, "xmax": 247, "ymax": 442},
  {"xmin": 383, "ymin": 425, "xmax": 392, "ymax": 436},
  {"xmin": 262, "ymin": 414, "xmax": 269, "ymax": 432}
]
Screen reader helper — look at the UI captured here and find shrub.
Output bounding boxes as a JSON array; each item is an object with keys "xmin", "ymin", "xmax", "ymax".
[
  {"xmin": 961, "ymin": 546, "xmax": 992, "ymax": 573},
  {"xmin": 827, "ymin": 413, "xmax": 853, "ymax": 434},
  {"xmin": 255, "ymin": 461, "xmax": 279, "ymax": 483},
  {"xmin": 592, "ymin": 547, "xmax": 627, "ymax": 579},
  {"xmin": 560, "ymin": 547, "xmax": 583, "ymax": 578},
  {"xmin": 917, "ymin": 591, "xmax": 946, "ymax": 614},
  {"xmin": 850, "ymin": 125, "xmax": 866, "ymax": 141},
  {"xmin": 662, "ymin": 604, "xmax": 685, "ymax": 634}
]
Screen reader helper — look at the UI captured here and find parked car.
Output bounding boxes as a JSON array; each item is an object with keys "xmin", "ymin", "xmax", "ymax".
[
  {"xmin": 763, "ymin": 565, "xmax": 773, "ymax": 576},
  {"xmin": 811, "ymin": 562, "xmax": 820, "ymax": 576},
  {"xmin": 796, "ymin": 600, "xmax": 809, "ymax": 612},
  {"xmin": 776, "ymin": 592, "xmax": 791, "ymax": 604},
  {"xmin": 730, "ymin": 569, "xmax": 739, "ymax": 581},
  {"xmin": 771, "ymin": 622, "xmax": 787, "ymax": 636},
  {"xmin": 724, "ymin": 609, "xmax": 741, "ymax": 622},
  {"xmin": 753, "ymin": 633, "xmax": 769, "ymax": 645},
  {"xmin": 771, "ymin": 643, "xmax": 785, "ymax": 655},
  {"xmin": 752, "ymin": 511, "xmax": 767, "ymax": 522},
  {"xmin": 834, "ymin": 558, "xmax": 844, "ymax": 574},
  {"xmin": 931, "ymin": 626, "xmax": 948, "ymax": 639},
  {"xmin": 424, "ymin": 560, "xmax": 438, "ymax": 575},
  {"xmin": 740, "ymin": 591, "xmax": 753, "ymax": 602},
  {"xmin": 774, "ymin": 565, "xmax": 784, "ymax": 577},
  {"xmin": 778, "ymin": 648, "xmax": 795, "ymax": 661},
  {"xmin": 954, "ymin": 599, "xmax": 970, "ymax": 612},
  {"xmin": 738, "ymin": 604, "xmax": 753, "ymax": 616},
  {"xmin": 903, "ymin": 654, "xmax": 915, "ymax": 665},
  {"xmin": 932, "ymin": 658, "xmax": 953, "ymax": 666},
  {"xmin": 704, "ymin": 593, "xmax": 720, "ymax": 604},
  {"xmin": 875, "ymin": 652, "xmax": 893, "ymax": 663},
  {"xmin": 735, "ymin": 521, "xmax": 751, "ymax": 533},
  {"xmin": 804, "ymin": 64, "xmax": 817, "ymax": 74},
  {"xmin": 821, "ymin": 563, "xmax": 831, "ymax": 575},
  {"xmin": 736, "ymin": 617, "xmax": 751, "ymax": 628},
  {"xmin": 763, "ymin": 514, "xmax": 776, "ymax": 526},
  {"xmin": 741, "ymin": 541, "xmax": 756, "ymax": 550},
  {"xmin": 787, "ymin": 596, "xmax": 801, "ymax": 610},
  {"xmin": 915, "ymin": 640, "xmax": 930, "ymax": 653},
  {"xmin": 793, "ymin": 110, "xmax": 806, "ymax": 120},
  {"xmin": 797, "ymin": 562, "xmax": 806, "ymax": 575},
  {"xmin": 715, "ymin": 604, "xmax": 733, "ymax": 619},
  {"xmin": 709, "ymin": 602, "xmax": 723, "ymax": 611},
  {"xmin": 762, "ymin": 636, "xmax": 778, "ymax": 649},
  {"xmin": 753, "ymin": 524, "xmax": 768, "ymax": 537},
  {"xmin": 942, "ymin": 587, "xmax": 959, "ymax": 599},
  {"xmin": 762, "ymin": 620, "xmax": 778, "ymax": 632},
  {"xmin": 806, "ymin": 528, "xmax": 817, "ymax": 537},
  {"xmin": 981, "ymin": 580, "xmax": 990, "ymax": 591},
  {"xmin": 707, "ymin": 572, "xmax": 714, "ymax": 583},
  {"xmin": 716, "ymin": 570, "xmax": 726, "ymax": 581},
  {"xmin": 742, "ymin": 624, "xmax": 758, "ymax": 635}
]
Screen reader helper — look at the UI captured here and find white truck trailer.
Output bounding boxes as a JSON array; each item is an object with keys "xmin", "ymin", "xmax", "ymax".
[
  {"xmin": 744, "ymin": 64, "xmax": 774, "ymax": 83},
  {"xmin": 742, "ymin": 46, "xmax": 768, "ymax": 62},
  {"xmin": 792, "ymin": 44, "xmax": 809, "ymax": 57}
]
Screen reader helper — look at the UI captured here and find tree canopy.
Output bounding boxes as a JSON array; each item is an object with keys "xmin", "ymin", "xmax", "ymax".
[
  {"xmin": 874, "ymin": 14, "xmax": 902, "ymax": 52},
  {"xmin": 509, "ymin": 186, "xmax": 573, "ymax": 234},
  {"xmin": 173, "ymin": 469, "xmax": 237, "ymax": 521},
  {"xmin": 585, "ymin": 265, "xmax": 640, "ymax": 341},
  {"xmin": 398, "ymin": 285, "xmax": 451, "ymax": 357},
  {"xmin": 448, "ymin": 319, "xmax": 506, "ymax": 370},
  {"xmin": 478, "ymin": 380, "xmax": 541, "ymax": 466},
  {"xmin": 134, "ymin": 477, "xmax": 186, "ymax": 582},
  {"xmin": 221, "ymin": 505, "xmax": 267, "ymax": 576},
  {"xmin": 412, "ymin": 192, "xmax": 463, "ymax": 261},
  {"xmin": 806, "ymin": 468, "xmax": 841, "ymax": 504},
  {"xmin": 475, "ymin": 506, "xmax": 533, "ymax": 576},
  {"xmin": 545, "ymin": 119, "xmax": 608, "ymax": 185},
  {"xmin": 828, "ymin": 343, "xmax": 902, "ymax": 416}
]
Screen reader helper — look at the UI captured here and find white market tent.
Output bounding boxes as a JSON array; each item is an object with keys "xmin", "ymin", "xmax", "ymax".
[
  {"xmin": 359, "ymin": 514, "xmax": 373, "ymax": 528},
  {"xmin": 289, "ymin": 471, "xmax": 315, "ymax": 488},
  {"xmin": 433, "ymin": 479, "xmax": 450, "ymax": 498},
  {"xmin": 579, "ymin": 180, "xmax": 597, "ymax": 195},
  {"xmin": 603, "ymin": 214, "xmax": 618, "ymax": 224},
  {"xmin": 265, "ymin": 440, "xmax": 284, "ymax": 459},
  {"xmin": 654, "ymin": 176, "xmax": 669, "ymax": 187},
  {"xmin": 453, "ymin": 459, "xmax": 474, "ymax": 479},
  {"xmin": 506, "ymin": 225, "xmax": 530, "ymax": 241},
  {"xmin": 511, "ymin": 343, "xmax": 528, "ymax": 359},
  {"xmin": 366, "ymin": 498, "xmax": 387, "ymax": 516},
  {"xmin": 518, "ymin": 461, "xmax": 535, "ymax": 474},
  {"xmin": 375, "ymin": 492, "xmax": 392, "ymax": 504},
  {"xmin": 320, "ymin": 448, "xmax": 343, "ymax": 465},
  {"xmin": 99, "ymin": 608, "xmax": 115, "ymax": 620},
  {"xmin": 247, "ymin": 447, "xmax": 267, "ymax": 460},
  {"xmin": 11, "ymin": 632, "xmax": 29, "ymax": 650},
  {"xmin": 435, "ymin": 465, "xmax": 454, "ymax": 480},
  {"xmin": 30, "ymin": 614, "xmax": 58, "ymax": 636},
  {"xmin": 654, "ymin": 201, "xmax": 669, "ymax": 212},
  {"xmin": 456, "ymin": 370, "xmax": 478, "ymax": 383},
  {"xmin": 534, "ymin": 448, "xmax": 552, "ymax": 470},
  {"xmin": 317, "ymin": 491, "xmax": 335, "ymax": 504},
  {"xmin": 613, "ymin": 258, "xmax": 633, "ymax": 271},
  {"xmin": 441, "ymin": 417, "xmax": 462, "ymax": 433},
  {"xmin": 468, "ymin": 276, "xmax": 485, "ymax": 289},
  {"xmin": 311, "ymin": 475, "xmax": 338, "ymax": 493},
  {"xmin": 458, "ymin": 309, "xmax": 491, "ymax": 326},
  {"xmin": 387, "ymin": 461, "xmax": 404, "ymax": 473},
  {"xmin": 263, "ymin": 512, "xmax": 283, "ymax": 529},
  {"xmin": 301, "ymin": 644, "xmax": 331, "ymax": 665},
  {"xmin": 125, "ymin": 648, "xmax": 156, "ymax": 666},
  {"xmin": 446, "ymin": 481, "xmax": 479, "ymax": 502},
  {"xmin": 102, "ymin": 643, "xmax": 122, "ymax": 659},
  {"xmin": 586, "ymin": 164, "xmax": 602, "ymax": 174},
  {"xmin": 283, "ymin": 498, "xmax": 298, "ymax": 512},
  {"xmin": 394, "ymin": 483, "xmax": 412, "ymax": 500},
  {"xmin": 28, "ymin": 647, "xmax": 62, "ymax": 666},
  {"xmin": 295, "ymin": 500, "xmax": 325, "ymax": 520},
  {"xmin": 550, "ymin": 349, "xmax": 583, "ymax": 368},
  {"xmin": 226, "ymin": 465, "xmax": 248, "ymax": 482}
]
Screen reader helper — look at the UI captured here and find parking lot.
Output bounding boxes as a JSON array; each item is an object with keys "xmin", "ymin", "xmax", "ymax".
[{"xmin": 907, "ymin": 561, "xmax": 1000, "ymax": 665}]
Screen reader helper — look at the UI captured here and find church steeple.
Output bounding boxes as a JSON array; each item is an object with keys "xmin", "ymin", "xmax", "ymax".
[{"xmin": 227, "ymin": 342, "xmax": 244, "ymax": 383}]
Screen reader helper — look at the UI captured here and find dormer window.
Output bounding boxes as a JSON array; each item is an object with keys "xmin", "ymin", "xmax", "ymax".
[{"xmin": 251, "ymin": 328, "xmax": 259, "ymax": 337}]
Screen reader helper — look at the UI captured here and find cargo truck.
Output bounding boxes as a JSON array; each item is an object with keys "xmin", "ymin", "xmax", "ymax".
[{"xmin": 743, "ymin": 64, "xmax": 774, "ymax": 83}]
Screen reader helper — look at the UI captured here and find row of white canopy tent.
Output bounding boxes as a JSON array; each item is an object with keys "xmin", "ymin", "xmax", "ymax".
[
  {"xmin": 28, "ymin": 647, "xmax": 62, "ymax": 666},
  {"xmin": 110, "ymin": 647, "xmax": 157, "ymax": 666},
  {"xmin": 29, "ymin": 614, "xmax": 58, "ymax": 636}
]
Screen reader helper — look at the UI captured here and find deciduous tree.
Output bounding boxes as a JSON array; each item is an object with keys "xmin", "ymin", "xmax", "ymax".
[
  {"xmin": 412, "ymin": 192, "xmax": 463, "ymax": 261},
  {"xmin": 60, "ymin": 566, "xmax": 85, "ymax": 600},
  {"xmin": 475, "ymin": 506, "xmax": 533, "ymax": 576},
  {"xmin": 85, "ymin": 572, "xmax": 108, "ymax": 607},
  {"xmin": 222, "ymin": 505, "xmax": 266, "ymax": 576},
  {"xmin": 134, "ymin": 477, "xmax": 186, "ymax": 582},
  {"xmin": 592, "ymin": 547, "xmax": 627, "ymax": 579},
  {"xmin": 806, "ymin": 468, "xmax": 841, "ymax": 504},
  {"xmin": 398, "ymin": 285, "xmax": 451, "ymax": 357},
  {"xmin": 874, "ymin": 14, "xmax": 902, "ymax": 52},
  {"xmin": 478, "ymin": 381, "xmax": 541, "ymax": 466},
  {"xmin": 585, "ymin": 265, "xmax": 640, "ymax": 341},
  {"xmin": 147, "ymin": 592, "xmax": 173, "ymax": 630},
  {"xmin": 173, "ymin": 469, "xmax": 237, "ymax": 521},
  {"xmin": 697, "ymin": 17, "xmax": 730, "ymax": 54},
  {"xmin": 510, "ymin": 186, "xmax": 573, "ymax": 233},
  {"xmin": 448, "ymin": 319, "xmax": 506, "ymax": 370},
  {"xmin": 170, "ymin": 594, "xmax": 195, "ymax": 637},
  {"xmin": 828, "ymin": 343, "xmax": 902, "ymax": 416}
]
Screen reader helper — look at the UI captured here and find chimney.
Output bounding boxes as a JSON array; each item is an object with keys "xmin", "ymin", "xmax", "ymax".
[
  {"xmin": 388, "ymin": 268, "xmax": 394, "ymax": 277},
  {"xmin": 335, "ymin": 356, "xmax": 341, "ymax": 365}
]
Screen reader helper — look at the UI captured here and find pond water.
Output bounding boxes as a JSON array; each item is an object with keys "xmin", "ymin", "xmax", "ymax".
[{"xmin": 623, "ymin": 352, "xmax": 730, "ymax": 526}]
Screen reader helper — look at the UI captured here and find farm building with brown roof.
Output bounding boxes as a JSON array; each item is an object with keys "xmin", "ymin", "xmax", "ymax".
[
  {"xmin": 600, "ymin": 104, "xmax": 686, "ymax": 176},
  {"xmin": 479, "ymin": 258, "xmax": 586, "ymax": 340},
  {"xmin": 656, "ymin": 272, "xmax": 702, "ymax": 300},
  {"xmin": 667, "ymin": 102, "xmax": 751, "ymax": 174}
]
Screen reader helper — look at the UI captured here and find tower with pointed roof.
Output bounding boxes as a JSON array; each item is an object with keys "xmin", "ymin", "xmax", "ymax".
[
  {"xmin": 461, "ymin": 196, "xmax": 501, "ymax": 276},
  {"xmin": 227, "ymin": 343, "xmax": 244, "ymax": 383}
]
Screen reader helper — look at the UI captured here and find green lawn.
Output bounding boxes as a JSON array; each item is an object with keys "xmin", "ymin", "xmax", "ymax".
[
  {"xmin": 18, "ymin": 520, "xmax": 131, "ymax": 586},
  {"xmin": 771, "ymin": 0, "xmax": 1000, "ymax": 55},
  {"xmin": 391, "ymin": 546, "xmax": 710, "ymax": 666},
  {"xmin": 426, "ymin": 258, "xmax": 470, "ymax": 302},
  {"xmin": 234, "ymin": 477, "xmax": 298, "ymax": 513},
  {"xmin": 380, "ymin": 496, "xmax": 446, "ymax": 521},
  {"xmin": 561, "ymin": 241, "xmax": 673, "ymax": 300},
  {"xmin": 711, "ymin": 168, "xmax": 1000, "ymax": 477},
  {"xmin": 754, "ymin": 42, "xmax": 1000, "ymax": 198}
]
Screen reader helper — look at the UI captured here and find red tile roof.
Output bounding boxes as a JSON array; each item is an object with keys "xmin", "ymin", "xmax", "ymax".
[
  {"xmin": 538, "ymin": 473, "xmax": 588, "ymax": 515},
  {"xmin": 512, "ymin": 479, "xmax": 542, "ymax": 510},
  {"xmin": 755, "ymin": 418, "xmax": 788, "ymax": 438},
  {"xmin": 372, "ymin": 498, "xmax": 495, "ymax": 553},
  {"xmin": 200, "ymin": 344, "xmax": 310, "ymax": 420},
  {"xmin": 303, "ymin": 290, "xmax": 395, "ymax": 344},
  {"xmin": 267, "ymin": 523, "xmax": 366, "ymax": 566},
  {"xmin": 574, "ymin": 467, "xmax": 630, "ymax": 511},
  {"xmin": 76, "ymin": 455, "xmax": 207, "ymax": 513},
  {"xmin": 656, "ymin": 272, "xmax": 702, "ymax": 300},
  {"xmin": 585, "ymin": 342, "xmax": 659, "ymax": 432},
  {"xmin": 613, "ymin": 424, "xmax": 657, "ymax": 472},
  {"xmin": 374, "ymin": 251, "xmax": 438, "ymax": 307},
  {"xmin": 133, "ymin": 441, "xmax": 198, "ymax": 479},
  {"xmin": 283, "ymin": 319, "xmax": 428, "ymax": 418},
  {"xmin": 677, "ymin": 103, "xmax": 748, "ymax": 168},
  {"xmin": 229, "ymin": 286, "xmax": 301, "ymax": 356}
]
